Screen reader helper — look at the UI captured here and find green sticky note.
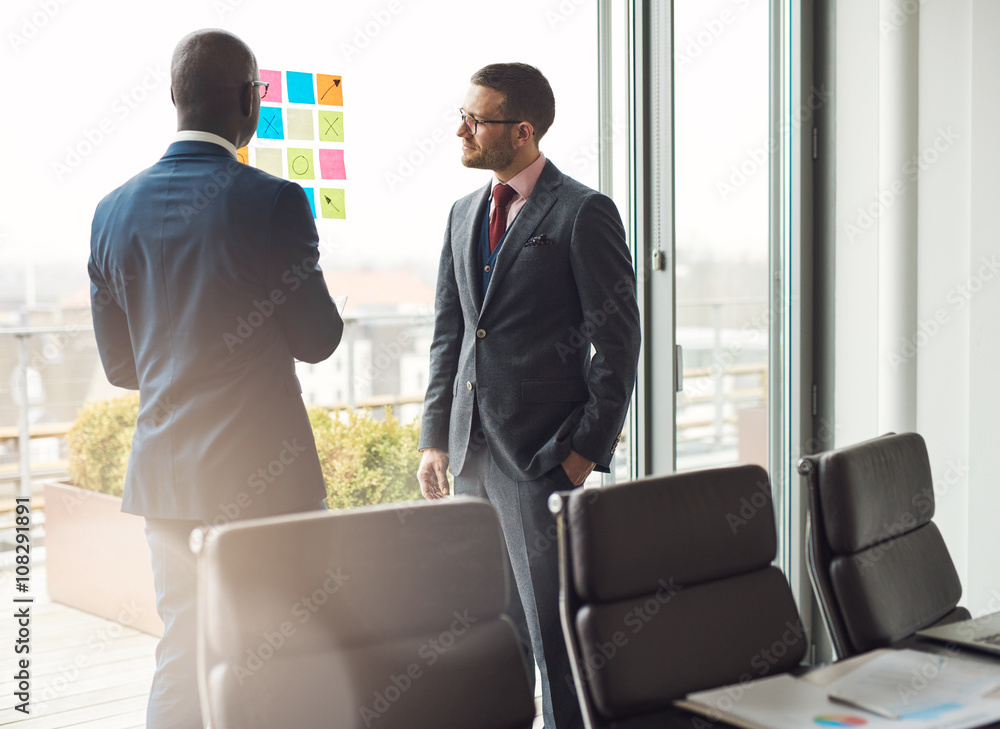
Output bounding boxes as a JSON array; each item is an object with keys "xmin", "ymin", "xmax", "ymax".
[
  {"xmin": 319, "ymin": 188, "xmax": 346, "ymax": 219},
  {"xmin": 319, "ymin": 111, "xmax": 344, "ymax": 142},
  {"xmin": 287, "ymin": 109, "xmax": 315, "ymax": 141},
  {"xmin": 287, "ymin": 148, "xmax": 315, "ymax": 180},
  {"xmin": 254, "ymin": 147, "xmax": 282, "ymax": 177}
]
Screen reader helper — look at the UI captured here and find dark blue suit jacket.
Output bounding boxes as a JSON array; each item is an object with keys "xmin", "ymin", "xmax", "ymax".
[{"xmin": 89, "ymin": 140, "xmax": 343, "ymax": 520}]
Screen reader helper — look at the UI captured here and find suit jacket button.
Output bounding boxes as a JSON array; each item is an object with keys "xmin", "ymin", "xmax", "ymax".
[
  {"xmin": 476, "ymin": 328, "xmax": 486, "ymax": 339},
  {"xmin": 466, "ymin": 381, "xmax": 473, "ymax": 390}
]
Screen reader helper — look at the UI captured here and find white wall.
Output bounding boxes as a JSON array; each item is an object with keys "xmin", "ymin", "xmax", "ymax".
[
  {"xmin": 832, "ymin": 0, "xmax": 1000, "ymax": 615},
  {"xmin": 966, "ymin": 0, "xmax": 1000, "ymax": 613},
  {"xmin": 833, "ymin": 0, "xmax": 881, "ymax": 446},
  {"xmin": 915, "ymin": 0, "xmax": 973, "ymax": 607}
]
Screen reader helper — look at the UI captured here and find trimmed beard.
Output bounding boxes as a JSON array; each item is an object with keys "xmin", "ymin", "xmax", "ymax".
[{"xmin": 462, "ymin": 135, "xmax": 518, "ymax": 171}]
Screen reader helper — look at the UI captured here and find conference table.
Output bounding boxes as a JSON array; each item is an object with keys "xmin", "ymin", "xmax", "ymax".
[{"xmin": 647, "ymin": 635, "xmax": 1000, "ymax": 729}]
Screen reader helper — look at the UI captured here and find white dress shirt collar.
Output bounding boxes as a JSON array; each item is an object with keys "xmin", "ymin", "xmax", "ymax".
[{"xmin": 172, "ymin": 130, "xmax": 239, "ymax": 159}]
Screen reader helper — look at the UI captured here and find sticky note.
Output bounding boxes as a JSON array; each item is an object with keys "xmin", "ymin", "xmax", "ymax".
[
  {"xmin": 318, "ymin": 111, "xmax": 343, "ymax": 142},
  {"xmin": 257, "ymin": 107, "xmax": 284, "ymax": 140},
  {"xmin": 287, "ymin": 148, "xmax": 315, "ymax": 180},
  {"xmin": 319, "ymin": 149, "xmax": 346, "ymax": 180},
  {"xmin": 287, "ymin": 109, "xmax": 315, "ymax": 140},
  {"xmin": 255, "ymin": 147, "xmax": 283, "ymax": 177},
  {"xmin": 319, "ymin": 188, "xmax": 346, "ymax": 219},
  {"xmin": 236, "ymin": 146, "xmax": 249, "ymax": 165},
  {"xmin": 287, "ymin": 71, "xmax": 315, "ymax": 104},
  {"xmin": 259, "ymin": 69, "xmax": 282, "ymax": 103},
  {"xmin": 301, "ymin": 186, "xmax": 317, "ymax": 218},
  {"xmin": 317, "ymin": 74, "xmax": 343, "ymax": 106}
]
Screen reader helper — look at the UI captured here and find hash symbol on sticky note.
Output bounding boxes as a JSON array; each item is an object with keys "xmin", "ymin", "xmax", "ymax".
[
  {"xmin": 319, "ymin": 149, "xmax": 346, "ymax": 180},
  {"xmin": 320, "ymin": 188, "xmax": 346, "ymax": 219},
  {"xmin": 287, "ymin": 148, "xmax": 315, "ymax": 180},
  {"xmin": 317, "ymin": 74, "xmax": 343, "ymax": 106},
  {"xmin": 319, "ymin": 111, "xmax": 343, "ymax": 142}
]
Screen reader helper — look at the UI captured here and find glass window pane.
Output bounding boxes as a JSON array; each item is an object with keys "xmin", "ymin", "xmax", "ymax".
[{"xmin": 673, "ymin": 0, "xmax": 771, "ymax": 471}]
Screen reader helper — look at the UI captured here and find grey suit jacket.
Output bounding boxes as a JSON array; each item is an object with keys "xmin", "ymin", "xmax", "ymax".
[
  {"xmin": 419, "ymin": 159, "xmax": 640, "ymax": 481},
  {"xmin": 89, "ymin": 141, "xmax": 343, "ymax": 520}
]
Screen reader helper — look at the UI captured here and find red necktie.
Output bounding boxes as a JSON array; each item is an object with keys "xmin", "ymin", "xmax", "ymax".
[{"xmin": 489, "ymin": 183, "xmax": 517, "ymax": 254}]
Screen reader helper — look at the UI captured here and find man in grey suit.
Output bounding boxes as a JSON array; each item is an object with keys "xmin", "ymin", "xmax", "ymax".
[
  {"xmin": 89, "ymin": 30, "xmax": 342, "ymax": 729},
  {"xmin": 418, "ymin": 63, "xmax": 640, "ymax": 729}
]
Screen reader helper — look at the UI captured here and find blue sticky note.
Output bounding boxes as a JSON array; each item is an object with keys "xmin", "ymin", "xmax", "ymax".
[
  {"xmin": 257, "ymin": 107, "xmax": 284, "ymax": 140},
  {"xmin": 301, "ymin": 187, "xmax": 317, "ymax": 218},
  {"xmin": 287, "ymin": 71, "xmax": 315, "ymax": 104}
]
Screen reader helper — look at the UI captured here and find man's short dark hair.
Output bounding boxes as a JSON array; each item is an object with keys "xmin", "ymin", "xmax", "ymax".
[{"xmin": 470, "ymin": 63, "xmax": 555, "ymax": 141}]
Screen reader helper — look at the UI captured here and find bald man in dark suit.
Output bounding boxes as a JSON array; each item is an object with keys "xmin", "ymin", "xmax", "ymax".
[{"xmin": 89, "ymin": 29, "xmax": 342, "ymax": 728}]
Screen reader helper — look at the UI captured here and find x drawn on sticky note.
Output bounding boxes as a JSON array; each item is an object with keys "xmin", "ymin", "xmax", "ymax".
[
  {"xmin": 317, "ymin": 74, "xmax": 343, "ymax": 106},
  {"xmin": 319, "ymin": 111, "xmax": 344, "ymax": 142},
  {"xmin": 259, "ymin": 69, "xmax": 282, "ymax": 103},
  {"xmin": 287, "ymin": 71, "xmax": 315, "ymax": 104},
  {"xmin": 319, "ymin": 149, "xmax": 346, "ymax": 180},
  {"xmin": 257, "ymin": 107, "xmax": 284, "ymax": 139},
  {"xmin": 287, "ymin": 148, "xmax": 315, "ymax": 180},
  {"xmin": 319, "ymin": 188, "xmax": 346, "ymax": 219},
  {"xmin": 301, "ymin": 186, "xmax": 317, "ymax": 218}
]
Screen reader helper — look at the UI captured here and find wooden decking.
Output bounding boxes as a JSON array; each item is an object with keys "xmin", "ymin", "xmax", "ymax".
[{"xmin": 0, "ymin": 564, "xmax": 157, "ymax": 728}]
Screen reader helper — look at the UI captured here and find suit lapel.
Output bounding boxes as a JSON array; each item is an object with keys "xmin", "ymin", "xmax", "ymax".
[
  {"xmin": 455, "ymin": 184, "xmax": 491, "ymax": 314},
  {"xmin": 480, "ymin": 161, "xmax": 562, "ymax": 314}
]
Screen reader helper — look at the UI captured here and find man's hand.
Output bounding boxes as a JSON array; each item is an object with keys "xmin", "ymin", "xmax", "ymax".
[
  {"xmin": 418, "ymin": 448, "xmax": 451, "ymax": 500},
  {"xmin": 561, "ymin": 450, "xmax": 596, "ymax": 487}
]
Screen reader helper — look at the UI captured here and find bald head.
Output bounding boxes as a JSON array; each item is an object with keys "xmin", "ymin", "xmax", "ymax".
[{"xmin": 170, "ymin": 29, "xmax": 260, "ymax": 147}]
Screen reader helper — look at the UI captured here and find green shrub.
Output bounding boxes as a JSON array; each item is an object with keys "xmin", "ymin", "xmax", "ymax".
[
  {"xmin": 309, "ymin": 406, "xmax": 423, "ymax": 510},
  {"xmin": 66, "ymin": 396, "xmax": 424, "ymax": 509},
  {"xmin": 66, "ymin": 393, "xmax": 140, "ymax": 496}
]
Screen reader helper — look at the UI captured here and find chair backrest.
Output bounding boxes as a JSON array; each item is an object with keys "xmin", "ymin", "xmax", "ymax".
[
  {"xmin": 194, "ymin": 498, "xmax": 535, "ymax": 729},
  {"xmin": 797, "ymin": 432, "xmax": 968, "ymax": 658},
  {"xmin": 549, "ymin": 465, "xmax": 806, "ymax": 727}
]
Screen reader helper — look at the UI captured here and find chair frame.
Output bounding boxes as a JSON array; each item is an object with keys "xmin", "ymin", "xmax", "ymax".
[
  {"xmin": 797, "ymin": 453, "xmax": 855, "ymax": 659},
  {"xmin": 549, "ymin": 476, "xmax": 802, "ymax": 728},
  {"xmin": 192, "ymin": 498, "xmax": 536, "ymax": 729},
  {"xmin": 798, "ymin": 431, "xmax": 968, "ymax": 659},
  {"xmin": 549, "ymin": 490, "xmax": 603, "ymax": 729}
]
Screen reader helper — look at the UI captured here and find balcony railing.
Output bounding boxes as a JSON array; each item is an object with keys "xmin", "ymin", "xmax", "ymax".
[{"xmin": 1, "ymin": 303, "xmax": 769, "ymax": 504}]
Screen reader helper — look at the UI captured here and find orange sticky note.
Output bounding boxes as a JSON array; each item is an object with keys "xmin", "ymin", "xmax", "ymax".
[
  {"xmin": 317, "ymin": 74, "xmax": 343, "ymax": 106},
  {"xmin": 237, "ymin": 146, "xmax": 249, "ymax": 165}
]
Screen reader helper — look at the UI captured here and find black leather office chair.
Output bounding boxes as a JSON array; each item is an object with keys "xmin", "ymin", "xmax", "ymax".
[
  {"xmin": 549, "ymin": 465, "xmax": 806, "ymax": 729},
  {"xmin": 798, "ymin": 432, "xmax": 970, "ymax": 659},
  {"xmin": 192, "ymin": 498, "xmax": 535, "ymax": 729}
]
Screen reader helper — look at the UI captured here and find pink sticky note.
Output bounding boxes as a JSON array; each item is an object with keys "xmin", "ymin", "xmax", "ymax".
[
  {"xmin": 260, "ymin": 69, "xmax": 282, "ymax": 103},
  {"xmin": 319, "ymin": 148, "xmax": 346, "ymax": 180}
]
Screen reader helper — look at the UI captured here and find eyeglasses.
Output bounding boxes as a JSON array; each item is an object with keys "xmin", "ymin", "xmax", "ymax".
[
  {"xmin": 245, "ymin": 80, "xmax": 269, "ymax": 100},
  {"xmin": 459, "ymin": 108, "xmax": 521, "ymax": 134}
]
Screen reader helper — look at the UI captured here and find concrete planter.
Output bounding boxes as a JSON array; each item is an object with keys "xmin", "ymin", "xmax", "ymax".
[{"xmin": 43, "ymin": 481, "xmax": 163, "ymax": 637}]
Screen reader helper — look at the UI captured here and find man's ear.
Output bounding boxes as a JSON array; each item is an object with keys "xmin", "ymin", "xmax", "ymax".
[
  {"xmin": 514, "ymin": 121, "xmax": 535, "ymax": 148},
  {"xmin": 170, "ymin": 87, "xmax": 176, "ymax": 108},
  {"xmin": 239, "ymin": 82, "xmax": 253, "ymax": 118}
]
